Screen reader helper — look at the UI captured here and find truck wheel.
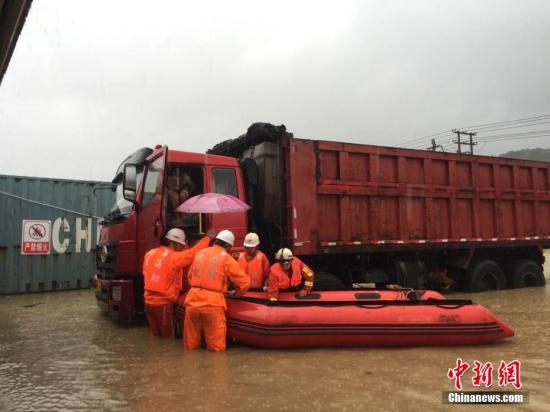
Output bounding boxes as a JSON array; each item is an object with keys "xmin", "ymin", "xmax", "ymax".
[
  {"xmin": 312, "ymin": 272, "xmax": 346, "ymax": 291},
  {"xmin": 403, "ymin": 261, "xmax": 426, "ymax": 289},
  {"xmin": 386, "ymin": 261, "xmax": 405, "ymax": 286},
  {"xmin": 508, "ymin": 260, "xmax": 545, "ymax": 288},
  {"xmin": 465, "ymin": 260, "xmax": 506, "ymax": 292}
]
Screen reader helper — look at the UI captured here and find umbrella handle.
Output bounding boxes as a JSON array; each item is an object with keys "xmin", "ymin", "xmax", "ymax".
[{"xmin": 198, "ymin": 213, "xmax": 204, "ymax": 235}]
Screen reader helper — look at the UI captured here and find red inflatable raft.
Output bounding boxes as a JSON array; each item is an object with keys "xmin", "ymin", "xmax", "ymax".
[{"xmin": 226, "ymin": 290, "xmax": 514, "ymax": 348}]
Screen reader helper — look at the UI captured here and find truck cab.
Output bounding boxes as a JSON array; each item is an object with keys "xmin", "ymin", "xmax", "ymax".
[{"xmin": 94, "ymin": 145, "xmax": 248, "ymax": 321}]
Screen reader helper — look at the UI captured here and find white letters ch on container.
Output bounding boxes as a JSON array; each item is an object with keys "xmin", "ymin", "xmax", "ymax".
[
  {"xmin": 52, "ymin": 218, "xmax": 70, "ymax": 253},
  {"xmin": 52, "ymin": 217, "xmax": 101, "ymax": 254}
]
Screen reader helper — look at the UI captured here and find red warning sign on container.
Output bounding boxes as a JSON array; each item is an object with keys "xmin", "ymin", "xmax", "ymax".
[{"xmin": 21, "ymin": 220, "xmax": 51, "ymax": 255}]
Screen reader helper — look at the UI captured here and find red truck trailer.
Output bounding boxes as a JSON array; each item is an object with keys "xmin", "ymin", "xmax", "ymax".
[{"xmin": 95, "ymin": 123, "xmax": 548, "ymax": 321}]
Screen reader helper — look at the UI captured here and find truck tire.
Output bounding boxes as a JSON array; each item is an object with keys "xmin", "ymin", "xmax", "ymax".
[
  {"xmin": 402, "ymin": 261, "xmax": 426, "ymax": 289},
  {"xmin": 312, "ymin": 272, "xmax": 346, "ymax": 291},
  {"xmin": 386, "ymin": 261, "xmax": 405, "ymax": 286},
  {"xmin": 465, "ymin": 260, "xmax": 506, "ymax": 292},
  {"xmin": 508, "ymin": 260, "xmax": 545, "ymax": 288},
  {"xmin": 387, "ymin": 260, "xmax": 427, "ymax": 289}
]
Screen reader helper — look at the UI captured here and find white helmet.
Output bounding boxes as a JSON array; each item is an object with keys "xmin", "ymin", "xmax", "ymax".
[
  {"xmin": 275, "ymin": 248, "xmax": 293, "ymax": 262},
  {"xmin": 216, "ymin": 230, "xmax": 235, "ymax": 246},
  {"xmin": 165, "ymin": 228, "xmax": 186, "ymax": 245},
  {"xmin": 243, "ymin": 232, "xmax": 260, "ymax": 247}
]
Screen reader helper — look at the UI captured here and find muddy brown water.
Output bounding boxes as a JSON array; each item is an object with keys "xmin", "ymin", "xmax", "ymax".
[{"xmin": 1, "ymin": 277, "xmax": 550, "ymax": 411}]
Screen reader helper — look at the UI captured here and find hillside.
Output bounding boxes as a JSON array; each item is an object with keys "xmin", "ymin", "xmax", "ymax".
[{"xmin": 499, "ymin": 147, "xmax": 550, "ymax": 162}]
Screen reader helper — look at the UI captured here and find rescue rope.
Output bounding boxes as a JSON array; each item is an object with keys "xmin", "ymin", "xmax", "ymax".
[
  {"xmin": 0, "ymin": 189, "xmax": 103, "ymax": 219},
  {"xmin": 426, "ymin": 299, "xmax": 472, "ymax": 309},
  {"xmin": 230, "ymin": 296, "xmax": 473, "ymax": 307},
  {"xmin": 358, "ymin": 299, "xmax": 472, "ymax": 310}
]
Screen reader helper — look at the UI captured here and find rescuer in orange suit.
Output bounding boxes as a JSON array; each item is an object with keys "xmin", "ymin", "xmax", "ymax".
[
  {"xmin": 143, "ymin": 228, "xmax": 213, "ymax": 338},
  {"xmin": 237, "ymin": 232, "xmax": 270, "ymax": 290},
  {"xmin": 268, "ymin": 248, "xmax": 314, "ymax": 300},
  {"xmin": 184, "ymin": 230, "xmax": 250, "ymax": 351}
]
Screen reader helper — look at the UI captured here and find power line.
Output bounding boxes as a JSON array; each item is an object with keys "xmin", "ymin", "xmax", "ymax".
[
  {"xmin": 410, "ymin": 123, "xmax": 550, "ymax": 147},
  {"xmin": 431, "ymin": 131, "xmax": 549, "ymax": 151},
  {"xmin": 402, "ymin": 132, "xmax": 549, "ymax": 154},
  {"xmin": 477, "ymin": 134, "xmax": 550, "ymax": 143},
  {"xmin": 475, "ymin": 129, "xmax": 550, "ymax": 140},
  {"xmin": 408, "ymin": 136, "xmax": 456, "ymax": 150},
  {"xmin": 458, "ymin": 113, "xmax": 550, "ymax": 130},
  {"xmin": 429, "ymin": 129, "xmax": 550, "ymax": 146},
  {"xmin": 470, "ymin": 120, "xmax": 550, "ymax": 133},
  {"xmin": 396, "ymin": 130, "xmax": 452, "ymax": 147},
  {"xmin": 0, "ymin": 190, "xmax": 103, "ymax": 219},
  {"xmin": 396, "ymin": 113, "xmax": 550, "ymax": 150}
]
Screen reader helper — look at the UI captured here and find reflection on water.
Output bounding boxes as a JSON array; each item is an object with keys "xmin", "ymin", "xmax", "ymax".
[{"xmin": 1, "ymin": 284, "xmax": 549, "ymax": 411}]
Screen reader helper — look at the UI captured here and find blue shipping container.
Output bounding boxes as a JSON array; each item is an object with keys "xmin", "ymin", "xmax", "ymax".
[{"xmin": 0, "ymin": 174, "xmax": 114, "ymax": 294}]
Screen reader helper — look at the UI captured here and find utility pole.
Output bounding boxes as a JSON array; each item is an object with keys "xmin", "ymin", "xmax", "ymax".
[
  {"xmin": 452, "ymin": 129, "xmax": 477, "ymax": 155},
  {"xmin": 427, "ymin": 138, "xmax": 445, "ymax": 152}
]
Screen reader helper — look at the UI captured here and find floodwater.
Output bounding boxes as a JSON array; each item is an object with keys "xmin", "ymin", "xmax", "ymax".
[{"xmin": 1, "ymin": 283, "xmax": 550, "ymax": 411}]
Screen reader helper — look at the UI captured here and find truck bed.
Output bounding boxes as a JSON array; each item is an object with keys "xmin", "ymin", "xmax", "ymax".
[
  {"xmin": 289, "ymin": 138, "xmax": 550, "ymax": 255},
  {"xmin": 210, "ymin": 123, "xmax": 550, "ymax": 256}
]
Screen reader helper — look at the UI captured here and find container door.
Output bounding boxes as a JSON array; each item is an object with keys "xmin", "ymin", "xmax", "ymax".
[
  {"xmin": 137, "ymin": 146, "xmax": 168, "ymax": 268},
  {"xmin": 208, "ymin": 167, "xmax": 248, "ymax": 252}
]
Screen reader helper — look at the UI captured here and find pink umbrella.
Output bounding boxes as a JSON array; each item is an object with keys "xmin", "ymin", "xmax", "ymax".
[{"xmin": 176, "ymin": 192, "xmax": 251, "ymax": 214}]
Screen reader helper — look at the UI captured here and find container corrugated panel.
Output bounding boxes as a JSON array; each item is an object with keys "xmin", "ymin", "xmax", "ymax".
[{"xmin": 0, "ymin": 174, "xmax": 114, "ymax": 294}]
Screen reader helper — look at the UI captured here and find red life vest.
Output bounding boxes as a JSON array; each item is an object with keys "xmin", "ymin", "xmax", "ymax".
[{"xmin": 270, "ymin": 258, "xmax": 307, "ymax": 289}]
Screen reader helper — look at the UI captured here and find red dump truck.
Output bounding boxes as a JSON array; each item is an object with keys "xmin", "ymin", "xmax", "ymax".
[{"xmin": 95, "ymin": 123, "xmax": 548, "ymax": 320}]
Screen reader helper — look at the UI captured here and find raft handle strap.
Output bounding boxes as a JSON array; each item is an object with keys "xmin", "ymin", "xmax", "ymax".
[{"xmin": 229, "ymin": 296, "xmax": 473, "ymax": 307}]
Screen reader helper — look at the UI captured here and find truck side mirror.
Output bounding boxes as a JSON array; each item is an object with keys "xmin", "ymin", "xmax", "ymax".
[{"xmin": 123, "ymin": 164, "xmax": 138, "ymax": 203}]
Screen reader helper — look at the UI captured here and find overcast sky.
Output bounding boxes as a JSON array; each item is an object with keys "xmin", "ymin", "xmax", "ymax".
[{"xmin": 1, "ymin": 0, "xmax": 550, "ymax": 181}]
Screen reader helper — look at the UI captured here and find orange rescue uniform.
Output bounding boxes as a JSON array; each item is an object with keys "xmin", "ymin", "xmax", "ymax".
[
  {"xmin": 143, "ymin": 236, "xmax": 210, "ymax": 337},
  {"xmin": 268, "ymin": 257, "xmax": 314, "ymax": 300},
  {"xmin": 237, "ymin": 250, "xmax": 270, "ymax": 289},
  {"xmin": 184, "ymin": 244, "xmax": 250, "ymax": 351}
]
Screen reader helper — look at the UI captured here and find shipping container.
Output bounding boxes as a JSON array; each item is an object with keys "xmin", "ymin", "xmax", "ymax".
[{"xmin": 0, "ymin": 174, "xmax": 114, "ymax": 294}]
